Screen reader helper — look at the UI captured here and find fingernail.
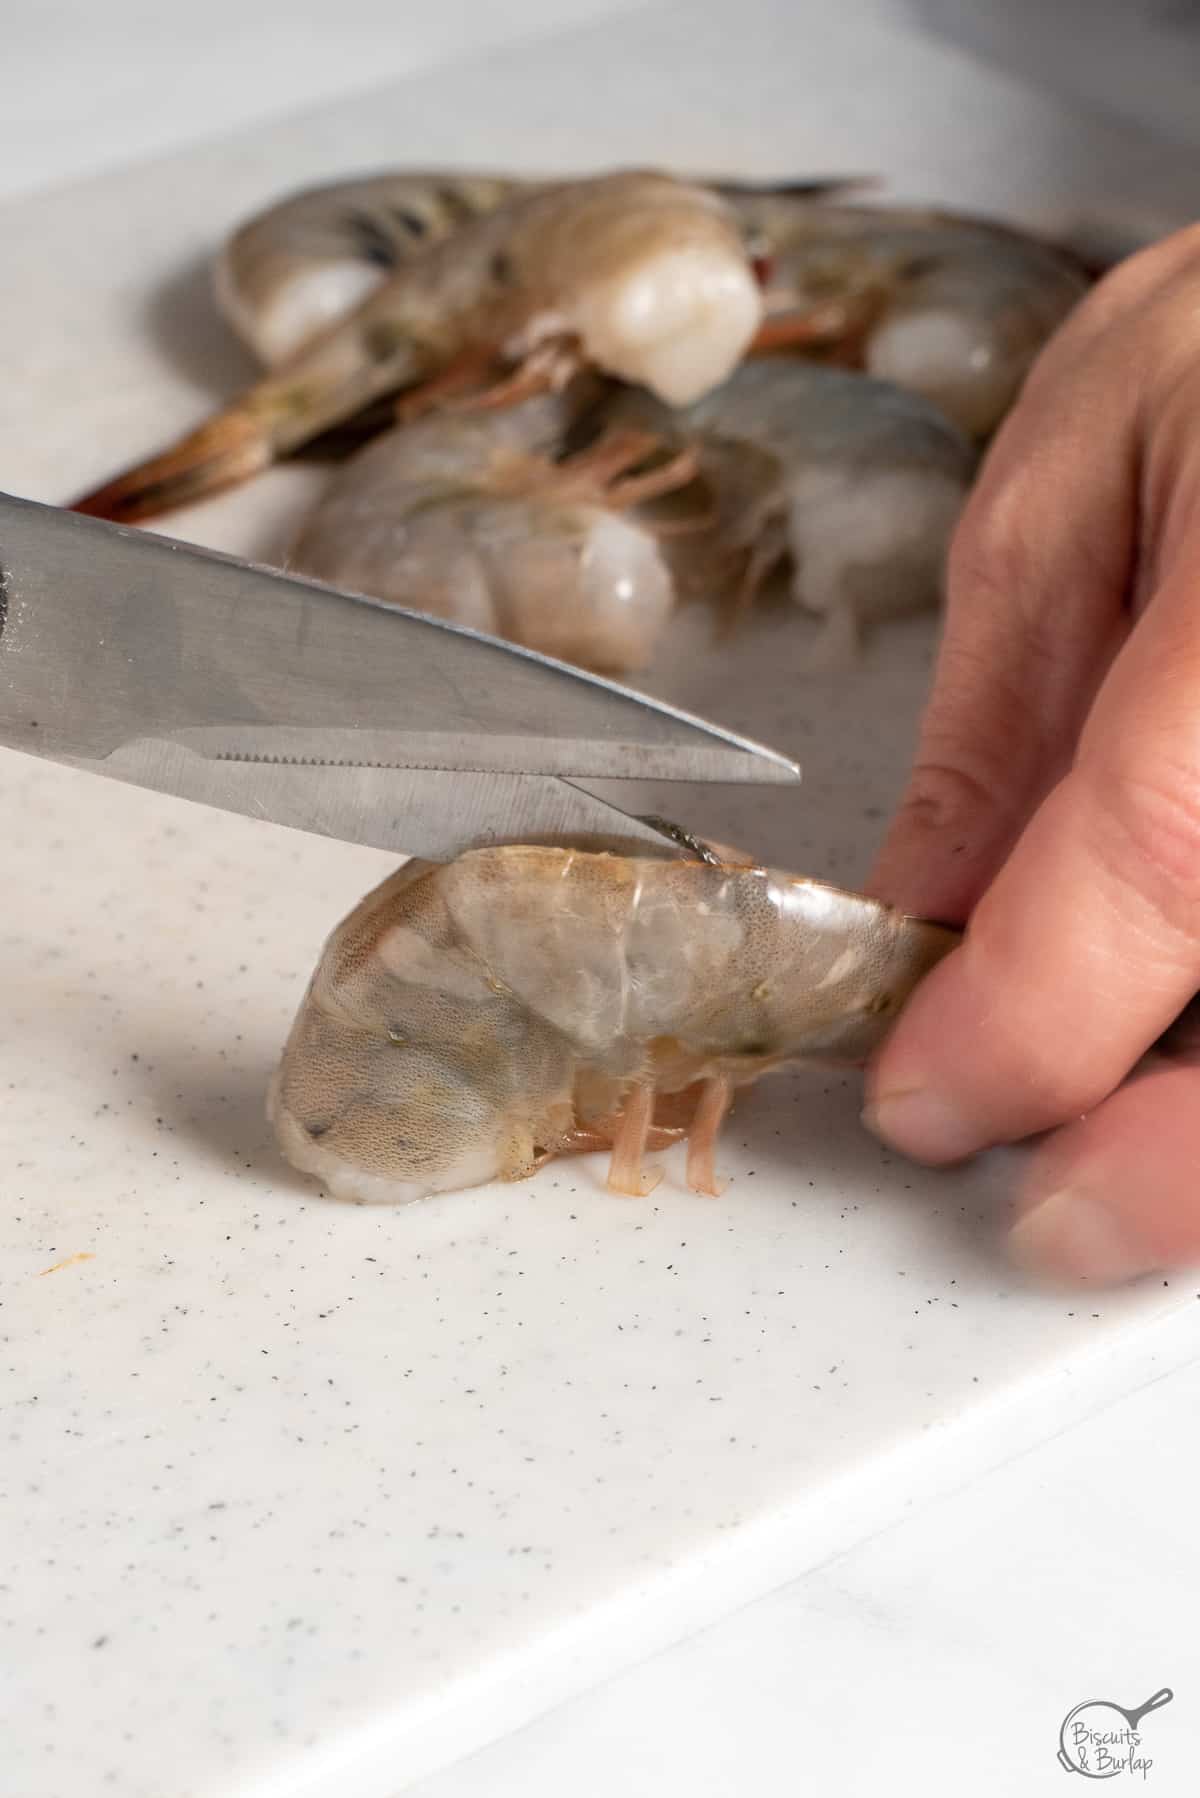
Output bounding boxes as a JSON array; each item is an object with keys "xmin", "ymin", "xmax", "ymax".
[
  {"xmin": 861, "ymin": 1088, "xmax": 981, "ymax": 1163},
  {"xmin": 1008, "ymin": 1190, "xmax": 1159, "ymax": 1285}
]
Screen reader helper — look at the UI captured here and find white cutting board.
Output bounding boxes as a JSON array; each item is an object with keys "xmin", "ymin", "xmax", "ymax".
[{"xmin": 3, "ymin": 5, "xmax": 1199, "ymax": 1796}]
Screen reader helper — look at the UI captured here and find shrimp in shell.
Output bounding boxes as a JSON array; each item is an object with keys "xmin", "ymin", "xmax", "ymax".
[
  {"xmin": 210, "ymin": 171, "xmax": 1089, "ymax": 442},
  {"xmin": 288, "ymin": 394, "xmax": 690, "ymax": 673},
  {"xmin": 216, "ymin": 170, "xmax": 527, "ymax": 367},
  {"xmin": 740, "ymin": 197, "xmax": 1091, "ymax": 438},
  {"xmin": 74, "ymin": 172, "xmax": 762, "ymax": 524},
  {"xmin": 268, "ymin": 844, "xmax": 957, "ymax": 1204},
  {"xmin": 214, "ymin": 170, "xmax": 857, "ymax": 369},
  {"xmin": 602, "ymin": 358, "xmax": 976, "ymax": 661}
]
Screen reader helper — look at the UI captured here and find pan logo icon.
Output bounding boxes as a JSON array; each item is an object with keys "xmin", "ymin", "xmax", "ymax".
[{"xmin": 1058, "ymin": 1688, "xmax": 1173, "ymax": 1779}]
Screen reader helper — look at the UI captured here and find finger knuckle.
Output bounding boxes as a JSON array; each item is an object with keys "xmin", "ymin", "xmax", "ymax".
[
  {"xmin": 893, "ymin": 756, "xmax": 1010, "ymax": 843},
  {"xmin": 945, "ymin": 508, "xmax": 1028, "ymax": 613},
  {"xmin": 948, "ymin": 466, "xmax": 1121, "ymax": 648},
  {"xmin": 932, "ymin": 622, "xmax": 1065, "ymax": 782},
  {"xmin": 947, "ymin": 468, "xmax": 1059, "ymax": 616},
  {"xmin": 945, "ymin": 548, "xmax": 1062, "ymax": 673}
]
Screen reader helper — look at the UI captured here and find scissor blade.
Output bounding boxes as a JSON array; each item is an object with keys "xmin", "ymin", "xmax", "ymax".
[
  {"xmin": 58, "ymin": 739, "xmax": 692, "ymax": 858},
  {"xmin": 0, "ymin": 492, "xmax": 800, "ymax": 788}
]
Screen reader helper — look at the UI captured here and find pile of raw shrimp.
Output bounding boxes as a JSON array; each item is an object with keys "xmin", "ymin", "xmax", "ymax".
[
  {"xmin": 78, "ymin": 167, "xmax": 1089, "ymax": 672},
  {"xmin": 75, "ymin": 168, "xmax": 1091, "ymax": 1206}
]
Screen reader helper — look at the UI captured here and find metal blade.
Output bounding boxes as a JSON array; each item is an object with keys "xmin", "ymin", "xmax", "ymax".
[
  {"xmin": 54, "ymin": 738, "xmax": 702, "ymax": 858},
  {"xmin": 0, "ymin": 492, "xmax": 800, "ymax": 790}
]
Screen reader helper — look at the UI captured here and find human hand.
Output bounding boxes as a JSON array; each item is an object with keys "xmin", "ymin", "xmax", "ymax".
[{"xmin": 862, "ymin": 225, "xmax": 1200, "ymax": 1285}]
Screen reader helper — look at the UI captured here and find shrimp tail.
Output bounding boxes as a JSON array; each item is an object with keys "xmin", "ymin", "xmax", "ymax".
[
  {"xmin": 72, "ymin": 408, "xmax": 272, "ymax": 522},
  {"xmin": 73, "ymin": 307, "xmax": 435, "ymax": 522}
]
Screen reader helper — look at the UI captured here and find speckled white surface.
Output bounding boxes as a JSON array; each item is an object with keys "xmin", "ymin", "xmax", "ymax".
[
  {"xmin": 4, "ymin": 5, "xmax": 1200, "ymax": 1796},
  {"xmin": 402, "ymin": 1299, "xmax": 1200, "ymax": 1798}
]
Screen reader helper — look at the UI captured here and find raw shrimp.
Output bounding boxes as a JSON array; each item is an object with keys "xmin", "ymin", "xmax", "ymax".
[
  {"xmin": 603, "ymin": 358, "xmax": 976, "ymax": 661},
  {"xmin": 268, "ymin": 843, "xmax": 957, "ymax": 1204},
  {"xmin": 74, "ymin": 172, "xmax": 762, "ymax": 524},
  {"xmin": 214, "ymin": 170, "xmax": 857, "ymax": 368},
  {"xmin": 216, "ymin": 170, "xmax": 528, "ymax": 366},
  {"xmin": 740, "ymin": 197, "xmax": 1091, "ymax": 438},
  {"xmin": 211, "ymin": 172, "xmax": 1088, "ymax": 439},
  {"xmin": 288, "ymin": 394, "xmax": 685, "ymax": 673}
]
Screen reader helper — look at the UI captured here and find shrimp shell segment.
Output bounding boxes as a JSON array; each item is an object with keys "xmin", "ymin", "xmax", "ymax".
[{"xmin": 269, "ymin": 847, "xmax": 957, "ymax": 1204}]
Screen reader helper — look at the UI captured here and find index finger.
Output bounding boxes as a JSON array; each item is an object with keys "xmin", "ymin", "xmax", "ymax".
[
  {"xmin": 868, "ymin": 342, "xmax": 1133, "ymax": 923},
  {"xmin": 864, "ymin": 556, "xmax": 1200, "ymax": 1164}
]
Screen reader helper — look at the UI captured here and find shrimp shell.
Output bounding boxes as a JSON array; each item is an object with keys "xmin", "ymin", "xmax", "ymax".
[
  {"xmin": 269, "ymin": 846, "xmax": 957, "ymax": 1204},
  {"xmin": 211, "ymin": 172, "xmax": 1089, "ymax": 440},
  {"xmin": 287, "ymin": 396, "xmax": 677, "ymax": 673},
  {"xmin": 215, "ymin": 170, "xmax": 527, "ymax": 366},
  {"xmin": 603, "ymin": 358, "xmax": 975, "ymax": 657},
  {"xmin": 746, "ymin": 200, "xmax": 1090, "ymax": 437},
  {"xmin": 214, "ymin": 171, "xmax": 859, "ymax": 368},
  {"xmin": 74, "ymin": 172, "xmax": 762, "ymax": 524}
]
